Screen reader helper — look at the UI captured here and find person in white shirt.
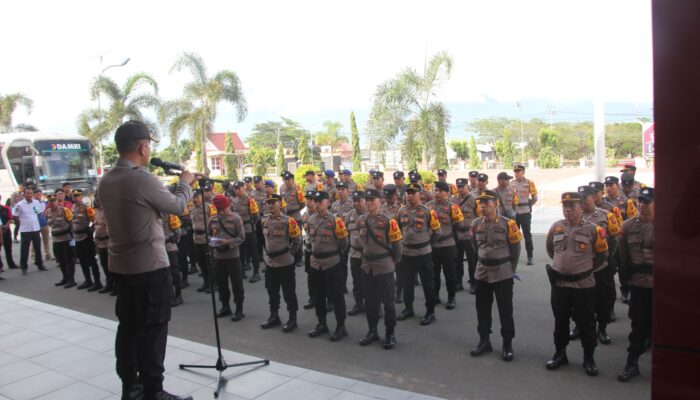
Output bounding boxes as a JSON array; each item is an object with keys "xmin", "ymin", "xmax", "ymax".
[{"xmin": 13, "ymin": 187, "xmax": 46, "ymax": 274}]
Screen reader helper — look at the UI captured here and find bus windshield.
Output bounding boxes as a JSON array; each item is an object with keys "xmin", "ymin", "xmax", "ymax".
[{"xmin": 34, "ymin": 140, "xmax": 96, "ymax": 181}]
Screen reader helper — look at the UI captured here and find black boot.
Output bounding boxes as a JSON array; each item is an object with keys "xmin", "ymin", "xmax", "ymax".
[
  {"xmin": 99, "ymin": 282, "xmax": 114, "ymax": 294},
  {"xmin": 216, "ymin": 305, "xmax": 232, "ymax": 318},
  {"xmin": 121, "ymin": 384, "xmax": 144, "ymax": 400},
  {"xmin": 231, "ymin": 303, "xmax": 245, "ymax": 321},
  {"xmin": 151, "ymin": 390, "xmax": 193, "ymax": 400},
  {"xmin": 621, "ymin": 289, "xmax": 630, "ymax": 304},
  {"xmin": 64, "ymin": 280, "xmax": 77, "ymax": 289},
  {"xmin": 569, "ymin": 326, "xmax": 580, "ymax": 340},
  {"xmin": 502, "ymin": 338, "xmax": 514, "ymax": 361},
  {"xmin": 282, "ymin": 312, "xmax": 297, "ymax": 333},
  {"xmin": 420, "ymin": 310, "xmax": 436, "ymax": 326},
  {"xmin": 308, "ymin": 321, "xmax": 329, "ymax": 338},
  {"xmin": 330, "ymin": 324, "xmax": 348, "ymax": 342},
  {"xmin": 446, "ymin": 296, "xmax": 456, "ymax": 310},
  {"xmin": 77, "ymin": 280, "xmax": 93, "ymax": 290},
  {"xmin": 383, "ymin": 327, "xmax": 396, "ymax": 350},
  {"xmin": 261, "ymin": 311, "xmax": 281, "ymax": 329},
  {"xmin": 617, "ymin": 354, "xmax": 641, "ymax": 382},
  {"xmin": 359, "ymin": 328, "xmax": 380, "ymax": 346},
  {"xmin": 347, "ymin": 302, "xmax": 365, "ymax": 316},
  {"xmin": 54, "ymin": 278, "xmax": 67, "ymax": 286},
  {"xmin": 303, "ymin": 298, "xmax": 315, "ymax": 310},
  {"xmin": 470, "ymin": 335, "xmax": 493, "ymax": 356},
  {"xmin": 583, "ymin": 356, "xmax": 599, "ymax": 376},
  {"xmin": 526, "ymin": 256, "xmax": 533, "ymax": 265},
  {"xmin": 397, "ymin": 308, "xmax": 415, "ymax": 321},
  {"xmin": 609, "ymin": 310, "xmax": 617, "ymax": 322},
  {"xmin": 249, "ymin": 271, "xmax": 261, "ymax": 283},
  {"xmin": 597, "ymin": 324, "xmax": 611, "ymax": 345},
  {"xmin": 546, "ymin": 348, "xmax": 569, "ymax": 370},
  {"xmin": 88, "ymin": 280, "xmax": 103, "ymax": 292}
]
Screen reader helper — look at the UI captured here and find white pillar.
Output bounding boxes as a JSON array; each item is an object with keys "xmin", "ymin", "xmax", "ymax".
[{"xmin": 594, "ymin": 99, "xmax": 606, "ymax": 181}]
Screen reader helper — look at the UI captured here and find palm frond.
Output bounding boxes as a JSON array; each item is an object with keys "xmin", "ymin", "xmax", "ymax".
[
  {"xmin": 171, "ymin": 52, "xmax": 208, "ymax": 85},
  {"xmin": 215, "ymin": 70, "xmax": 248, "ymax": 122},
  {"xmin": 128, "ymin": 94, "xmax": 160, "ymax": 110},
  {"xmin": 123, "ymin": 73, "xmax": 159, "ymax": 97},
  {"xmin": 90, "ymin": 75, "xmax": 122, "ymax": 102}
]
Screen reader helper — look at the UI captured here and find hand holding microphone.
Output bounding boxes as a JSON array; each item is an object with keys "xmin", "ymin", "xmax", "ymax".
[{"xmin": 150, "ymin": 157, "xmax": 196, "ymax": 185}]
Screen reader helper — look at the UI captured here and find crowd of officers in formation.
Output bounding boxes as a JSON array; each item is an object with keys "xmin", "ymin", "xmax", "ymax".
[{"xmin": 6, "ymin": 162, "xmax": 653, "ymax": 383}]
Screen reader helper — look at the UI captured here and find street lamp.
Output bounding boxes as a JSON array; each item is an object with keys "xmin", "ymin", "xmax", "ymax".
[
  {"xmin": 517, "ymin": 101, "xmax": 524, "ymax": 164},
  {"xmin": 97, "ymin": 56, "xmax": 130, "ymax": 175}
]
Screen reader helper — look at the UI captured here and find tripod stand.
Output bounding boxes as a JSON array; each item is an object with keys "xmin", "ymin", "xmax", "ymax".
[{"xmin": 179, "ymin": 177, "xmax": 269, "ymax": 398}]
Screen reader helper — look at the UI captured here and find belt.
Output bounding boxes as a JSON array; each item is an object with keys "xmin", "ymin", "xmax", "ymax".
[
  {"xmin": 405, "ymin": 241, "xmax": 430, "ymax": 250},
  {"xmin": 95, "ymin": 235, "xmax": 109, "ymax": 241},
  {"xmin": 267, "ymin": 247, "xmax": 290, "ymax": 258},
  {"xmin": 287, "ymin": 208, "xmax": 300, "ymax": 213},
  {"xmin": 516, "ymin": 202, "xmax": 531, "ymax": 206},
  {"xmin": 631, "ymin": 263, "xmax": 653, "ymax": 274},
  {"xmin": 350, "ymin": 245, "xmax": 363, "ymax": 252},
  {"xmin": 51, "ymin": 229, "xmax": 70, "ymax": 236},
  {"xmin": 454, "ymin": 226, "xmax": 469, "ymax": 232},
  {"xmin": 479, "ymin": 257, "xmax": 511, "ymax": 267},
  {"xmin": 74, "ymin": 228, "xmax": 90, "ymax": 235},
  {"xmin": 194, "ymin": 229, "xmax": 206, "ymax": 234},
  {"xmin": 363, "ymin": 252, "xmax": 391, "ymax": 261},
  {"xmin": 546, "ymin": 265, "xmax": 593, "ymax": 282},
  {"xmin": 438, "ymin": 234, "xmax": 454, "ymax": 242},
  {"xmin": 312, "ymin": 251, "xmax": 337, "ymax": 259}
]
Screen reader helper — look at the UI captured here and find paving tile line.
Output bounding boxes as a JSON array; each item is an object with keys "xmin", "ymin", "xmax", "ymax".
[{"xmin": 0, "ymin": 291, "xmax": 444, "ymax": 400}]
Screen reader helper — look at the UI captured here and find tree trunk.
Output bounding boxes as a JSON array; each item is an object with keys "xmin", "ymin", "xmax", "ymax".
[{"xmin": 200, "ymin": 122, "xmax": 210, "ymax": 175}]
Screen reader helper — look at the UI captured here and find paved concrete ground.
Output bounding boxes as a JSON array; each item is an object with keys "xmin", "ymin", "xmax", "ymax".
[{"xmin": 0, "ymin": 235, "xmax": 650, "ymax": 400}]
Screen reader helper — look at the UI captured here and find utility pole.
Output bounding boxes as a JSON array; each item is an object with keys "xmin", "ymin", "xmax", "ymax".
[
  {"xmin": 517, "ymin": 101, "xmax": 525, "ymax": 163},
  {"xmin": 97, "ymin": 56, "xmax": 130, "ymax": 175},
  {"xmin": 594, "ymin": 99, "xmax": 606, "ymax": 181}
]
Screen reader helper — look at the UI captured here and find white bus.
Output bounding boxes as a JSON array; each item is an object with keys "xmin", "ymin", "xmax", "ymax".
[{"xmin": 0, "ymin": 132, "xmax": 98, "ymax": 202}]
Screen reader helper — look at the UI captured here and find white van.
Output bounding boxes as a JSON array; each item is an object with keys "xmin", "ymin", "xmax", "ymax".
[{"xmin": 0, "ymin": 132, "xmax": 98, "ymax": 203}]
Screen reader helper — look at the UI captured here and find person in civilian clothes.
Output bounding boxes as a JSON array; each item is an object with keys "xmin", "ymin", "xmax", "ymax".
[
  {"xmin": 32, "ymin": 189, "xmax": 53, "ymax": 262},
  {"xmin": 453, "ymin": 178, "xmax": 478, "ymax": 294},
  {"xmin": 45, "ymin": 194, "xmax": 76, "ymax": 288},
  {"xmin": 14, "ymin": 187, "xmax": 46, "ymax": 274},
  {"xmin": 72, "ymin": 189, "xmax": 102, "ymax": 291},
  {"xmin": 93, "ymin": 196, "xmax": 115, "ymax": 294}
]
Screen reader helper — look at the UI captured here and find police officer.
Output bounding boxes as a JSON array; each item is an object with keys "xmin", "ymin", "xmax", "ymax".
[
  {"xmin": 437, "ymin": 169, "xmax": 458, "ymax": 198},
  {"xmin": 210, "ymin": 194, "xmax": 246, "ymax": 321},
  {"xmin": 469, "ymin": 190, "xmax": 522, "ymax": 361},
  {"xmin": 619, "ymin": 165, "xmax": 645, "ymax": 200},
  {"xmin": 468, "ymin": 171, "xmax": 480, "ymax": 196},
  {"xmin": 494, "ymin": 172, "xmax": 517, "ymax": 219},
  {"xmin": 357, "ymin": 189, "xmax": 402, "ymax": 349},
  {"xmin": 231, "ymin": 181, "xmax": 261, "ymax": 283},
  {"xmin": 474, "ymin": 173, "xmax": 490, "ymax": 217},
  {"xmin": 323, "ymin": 170, "xmax": 338, "ymax": 201},
  {"xmin": 332, "ymin": 182, "xmax": 354, "ymax": 291},
  {"xmin": 260, "ymin": 194, "xmax": 302, "ymax": 333},
  {"xmin": 570, "ymin": 186, "xmax": 621, "ymax": 344},
  {"xmin": 545, "ymin": 192, "xmax": 608, "ymax": 376},
  {"xmin": 338, "ymin": 169, "xmax": 357, "ymax": 195},
  {"xmin": 303, "ymin": 170, "xmax": 322, "ymax": 193},
  {"xmin": 243, "ymin": 176, "xmax": 254, "ymax": 196},
  {"xmin": 72, "ymin": 189, "xmax": 102, "ymax": 291},
  {"xmin": 307, "ymin": 191, "xmax": 350, "ymax": 341},
  {"xmin": 617, "ymin": 187, "xmax": 654, "ymax": 382},
  {"xmin": 93, "ymin": 196, "xmax": 114, "ymax": 294},
  {"xmin": 453, "ymin": 178, "xmax": 478, "ymax": 293},
  {"xmin": 252, "ymin": 176, "xmax": 268, "ymax": 260},
  {"xmin": 393, "ymin": 171, "xmax": 407, "ymax": 204},
  {"xmin": 426, "ymin": 181, "xmax": 465, "ymax": 309},
  {"xmin": 604, "ymin": 176, "xmax": 638, "ymax": 304},
  {"xmin": 346, "ymin": 190, "xmax": 367, "ymax": 316},
  {"xmin": 162, "ymin": 207, "xmax": 183, "ymax": 307},
  {"xmin": 45, "ymin": 194, "xmax": 76, "ymax": 288},
  {"xmin": 176, "ymin": 198, "xmax": 195, "ymax": 287},
  {"xmin": 511, "ymin": 164, "xmax": 538, "ymax": 265},
  {"xmin": 191, "ymin": 190, "xmax": 217, "ymax": 293},
  {"xmin": 381, "ymin": 184, "xmax": 402, "ymax": 302},
  {"xmin": 408, "ymin": 172, "xmax": 434, "ymax": 204},
  {"xmin": 301, "ymin": 190, "xmax": 317, "ymax": 310},
  {"xmin": 371, "ymin": 171, "xmax": 385, "ymax": 195},
  {"xmin": 279, "ymin": 172, "xmax": 303, "ymax": 221},
  {"xmin": 396, "ymin": 183, "xmax": 441, "ymax": 325}
]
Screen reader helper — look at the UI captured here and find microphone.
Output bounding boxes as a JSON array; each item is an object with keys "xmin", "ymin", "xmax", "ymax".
[{"xmin": 150, "ymin": 157, "xmax": 184, "ymax": 171}]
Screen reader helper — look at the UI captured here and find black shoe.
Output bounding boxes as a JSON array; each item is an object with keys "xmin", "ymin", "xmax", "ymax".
[
  {"xmin": 435, "ymin": 297, "xmax": 442, "ymax": 305},
  {"xmin": 303, "ymin": 299, "xmax": 315, "ymax": 310},
  {"xmin": 470, "ymin": 338, "xmax": 493, "ymax": 357},
  {"xmin": 621, "ymin": 292, "xmax": 630, "ymax": 304},
  {"xmin": 77, "ymin": 281, "xmax": 92, "ymax": 290},
  {"xmin": 231, "ymin": 307, "xmax": 245, "ymax": 322},
  {"xmin": 383, "ymin": 333, "xmax": 396, "ymax": 350},
  {"xmin": 546, "ymin": 351, "xmax": 569, "ymax": 370},
  {"xmin": 359, "ymin": 330, "xmax": 380, "ymax": 346},
  {"xmin": 38, "ymin": 266, "xmax": 48, "ymax": 271},
  {"xmin": 597, "ymin": 326, "xmax": 611, "ymax": 345},
  {"xmin": 569, "ymin": 326, "xmax": 580, "ymax": 340},
  {"xmin": 8, "ymin": 264, "xmax": 19, "ymax": 269},
  {"xmin": 469, "ymin": 283, "xmax": 476, "ymax": 295},
  {"xmin": 282, "ymin": 313, "xmax": 297, "ymax": 333},
  {"xmin": 0, "ymin": 276, "xmax": 5, "ymax": 280},
  {"xmin": 420, "ymin": 312, "xmax": 436, "ymax": 326},
  {"xmin": 54, "ymin": 279, "xmax": 67, "ymax": 286},
  {"xmin": 446, "ymin": 297, "xmax": 456, "ymax": 310},
  {"xmin": 151, "ymin": 390, "xmax": 193, "ymax": 400},
  {"xmin": 526, "ymin": 257, "xmax": 533, "ymax": 265},
  {"xmin": 87, "ymin": 282, "xmax": 103, "ymax": 292},
  {"xmin": 64, "ymin": 281, "xmax": 77, "ymax": 289},
  {"xmin": 261, "ymin": 314, "xmax": 281, "ymax": 329},
  {"xmin": 502, "ymin": 342, "xmax": 514, "ymax": 361},
  {"xmin": 347, "ymin": 304, "xmax": 365, "ymax": 316},
  {"xmin": 330, "ymin": 325, "xmax": 348, "ymax": 342},
  {"xmin": 609, "ymin": 310, "xmax": 617, "ymax": 322},
  {"xmin": 308, "ymin": 323, "xmax": 329, "ymax": 338},
  {"xmin": 216, "ymin": 306, "xmax": 232, "ymax": 318},
  {"xmin": 99, "ymin": 284, "xmax": 114, "ymax": 294},
  {"xmin": 171, "ymin": 295, "xmax": 184, "ymax": 307},
  {"xmin": 21, "ymin": 269, "xmax": 28, "ymax": 276},
  {"xmin": 583, "ymin": 357, "xmax": 599, "ymax": 376},
  {"xmin": 617, "ymin": 362, "xmax": 640, "ymax": 382},
  {"xmin": 196, "ymin": 283, "xmax": 209, "ymax": 292},
  {"xmin": 121, "ymin": 384, "xmax": 144, "ymax": 400},
  {"xmin": 397, "ymin": 308, "xmax": 415, "ymax": 321},
  {"xmin": 249, "ymin": 272, "xmax": 261, "ymax": 283},
  {"xmin": 244, "ymin": 263, "xmax": 251, "ymax": 271}
]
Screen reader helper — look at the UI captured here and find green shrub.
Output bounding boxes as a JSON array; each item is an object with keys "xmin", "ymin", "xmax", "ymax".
[
  {"xmin": 293, "ymin": 164, "xmax": 320, "ymax": 189},
  {"xmin": 418, "ymin": 170, "xmax": 437, "ymax": 184},
  {"xmin": 353, "ymin": 172, "xmax": 370, "ymax": 189},
  {"xmin": 538, "ymin": 147, "xmax": 560, "ymax": 169}
]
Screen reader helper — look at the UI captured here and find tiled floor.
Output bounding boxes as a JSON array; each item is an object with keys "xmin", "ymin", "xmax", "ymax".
[{"xmin": 0, "ymin": 291, "xmax": 443, "ymax": 400}]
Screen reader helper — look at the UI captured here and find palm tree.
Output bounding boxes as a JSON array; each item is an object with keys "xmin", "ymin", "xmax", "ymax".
[
  {"xmin": 366, "ymin": 51, "xmax": 453, "ymax": 170},
  {"xmin": 0, "ymin": 92, "xmax": 34, "ymax": 132},
  {"xmin": 159, "ymin": 52, "xmax": 247, "ymax": 175},
  {"xmin": 314, "ymin": 121, "xmax": 348, "ymax": 158},
  {"xmin": 77, "ymin": 73, "xmax": 160, "ymax": 169}
]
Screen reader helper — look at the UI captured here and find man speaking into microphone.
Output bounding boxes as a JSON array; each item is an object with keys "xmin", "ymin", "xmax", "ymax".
[{"xmin": 99, "ymin": 120, "xmax": 194, "ymax": 400}]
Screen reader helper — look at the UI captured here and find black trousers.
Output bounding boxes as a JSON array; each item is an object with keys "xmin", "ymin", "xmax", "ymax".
[
  {"xmin": 76, "ymin": 237, "xmax": 100, "ymax": 283},
  {"xmin": 476, "ymin": 279, "xmax": 515, "ymax": 339},
  {"xmin": 432, "ymin": 245, "xmax": 458, "ymax": 299},
  {"xmin": 97, "ymin": 247, "xmax": 112, "ymax": 286},
  {"xmin": 193, "ymin": 243, "xmax": 210, "ymax": 284},
  {"xmin": 310, "ymin": 264, "xmax": 346, "ymax": 326},
  {"xmin": 19, "ymin": 231, "xmax": 43, "ymax": 270},
  {"xmin": 176, "ymin": 231, "xmax": 194, "ymax": 280},
  {"xmin": 628, "ymin": 286, "xmax": 653, "ymax": 357},
  {"xmin": 515, "ymin": 212, "xmax": 533, "ymax": 259},
  {"xmin": 240, "ymin": 231, "xmax": 260, "ymax": 273},
  {"xmin": 256, "ymin": 221, "xmax": 265, "ymax": 258},
  {"xmin": 304, "ymin": 250, "xmax": 314, "ymax": 300},
  {"xmin": 350, "ymin": 257, "xmax": 364, "ymax": 306},
  {"xmin": 615, "ymin": 250, "xmax": 631, "ymax": 295},
  {"xmin": 456, "ymin": 239, "xmax": 477, "ymax": 283},
  {"xmin": 551, "ymin": 285, "xmax": 597, "ymax": 356},
  {"xmin": 340, "ymin": 252, "xmax": 349, "ymax": 289},
  {"xmin": 1, "ymin": 228, "xmax": 16, "ymax": 268},
  {"xmin": 401, "ymin": 253, "xmax": 437, "ymax": 312},
  {"xmin": 362, "ymin": 270, "xmax": 396, "ymax": 332},
  {"xmin": 265, "ymin": 264, "xmax": 298, "ymax": 312},
  {"xmin": 167, "ymin": 251, "xmax": 181, "ymax": 297},
  {"xmin": 215, "ymin": 257, "xmax": 244, "ymax": 307},
  {"xmin": 54, "ymin": 241, "xmax": 75, "ymax": 283},
  {"xmin": 113, "ymin": 268, "xmax": 171, "ymax": 396},
  {"xmin": 594, "ymin": 266, "xmax": 615, "ymax": 325}
]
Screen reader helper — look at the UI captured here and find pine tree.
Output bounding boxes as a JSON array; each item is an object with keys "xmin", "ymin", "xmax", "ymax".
[
  {"xmin": 223, "ymin": 132, "xmax": 238, "ymax": 180},
  {"xmin": 298, "ymin": 132, "xmax": 311, "ymax": 164},
  {"xmin": 469, "ymin": 136, "xmax": 481, "ymax": 169},
  {"xmin": 276, "ymin": 141, "xmax": 285, "ymax": 174},
  {"xmin": 434, "ymin": 117, "xmax": 448, "ymax": 169},
  {"xmin": 350, "ymin": 112, "xmax": 361, "ymax": 171}
]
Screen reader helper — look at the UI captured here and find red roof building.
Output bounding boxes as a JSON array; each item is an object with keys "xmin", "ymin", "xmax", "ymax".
[{"xmin": 185, "ymin": 132, "xmax": 248, "ymax": 176}]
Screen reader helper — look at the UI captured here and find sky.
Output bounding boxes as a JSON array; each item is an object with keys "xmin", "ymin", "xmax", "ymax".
[{"xmin": 0, "ymin": 0, "xmax": 653, "ymax": 145}]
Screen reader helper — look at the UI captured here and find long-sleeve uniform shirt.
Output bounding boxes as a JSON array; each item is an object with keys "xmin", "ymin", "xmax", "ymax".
[
  {"xmin": 93, "ymin": 209, "xmax": 109, "ymax": 249},
  {"xmin": 605, "ymin": 193, "xmax": 638, "ymax": 222},
  {"xmin": 331, "ymin": 198, "xmax": 354, "ymax": 222},
  {"xmin": 356, "ymin": 212, "xmax": 402, "ymax": 274},
  {"xmin": 452, "ymin": 194, "xmax": 477, "ymax": 241},
  {"xmin": 470, "ymin": 216, "xmax": 522, "ymax": 283},
  {"xmin": 494, "ymin": 186, "xmax": 518, "ymax": 219},
  {"xmin": 396, "ymin": 204, "xmax": 441, "ymax": 257},
  {"xmin": 546, "ymin": 219, "xmax": 609, "ymax": 289},
  {"xmin": 307, "ymin": 211, "xmax": 349, "ymax": 270},
  {"xmin": 45, "ymin": 206, "xmax": 73, "ymax": 243},
  {"xmin": 162, "ymin": 213, "xmax": 182, "ymax": 253},
  {"xmin": 426, "ymin": 198, "xmax": 465, "ymax": 248},
  {"xmin": 231, "ymin": 195, "xmax": 259, "ymax": 234},
  {"xmin": 620, "ymin": 216, "xmax": 654, "ymax": 288},
  {"xmin": 209, "ymin": 212, "xmax": 246, "ymax": 259},
  {"xmin": 262, "ymin": 213, "xmax": 302, "ymax": 267},
  {"xmin": 190, "ymin": 202, "xmax": 217, "ymax": 245},
  {"xmin": 582, "ymin": 207, "xmax": 621, "ymax": 271},
  {"xmin": 279, "ymin": 184, "xmax": 305, "ymax": 221},
  {"xmin": 346, "ymin": 209, "xmax": 364, "ymax": 259},
  {"xmin": 511, "ymin": 178, "xmax": 538, "ymax": 215},
  {"xmin": 72, "ymin": 202, "xmax": 95, "ymax": 242}
]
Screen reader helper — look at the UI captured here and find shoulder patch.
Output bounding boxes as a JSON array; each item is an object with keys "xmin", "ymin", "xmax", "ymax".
[
  {"xmin": 507, "ymin": 219, "xmax": 522, "ymax": 244},
  {"xmin": 594, "ymin": 226, "xmax": 609, "ymax": 253},
  {"xmin": 626, "ymin": 199, "xmax": 638, "ymax": 219},
  {"xmin": 249, "ymin": 198, "xmax": 260, "ymax": 214},
  {"xmin": 169, "ymin": 214, "xmax": 182, "ymax": 230},
  {"xmin": 606, "ymin": 212, "xmax": 621, "ymax": 235},
  {"xmin": 86, "ymin": 207, "xmax": 96, "ymax": 221},
  {"xmin": 288, "ymin": 218, "xmax": 301, "ymax": 238},
  {"xmin": 388, "ymin": 218, "xmax": 403, "ymax": 242},
  {"xmin": 451, "ymin": 204, "xmax": 465, "ymax": 223},
  {"xmin": 529, "ymin": 180, "xmax": 537, "ymax": 195},
  {"xmin": 429, "ymin": 209, "xmax": 441, "ymax": 231},
  {"xmin": 64, "ymin": 208, "xmax": 73, "ymax": 222},
  {"xmin": 335, "ymin": 217, "xmax": 349, "ymax": 239}
]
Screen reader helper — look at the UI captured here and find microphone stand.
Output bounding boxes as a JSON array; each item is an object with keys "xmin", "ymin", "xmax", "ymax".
[{"xmin": 178, "ymin": 176, "xmax": 269, "ymax": 398}]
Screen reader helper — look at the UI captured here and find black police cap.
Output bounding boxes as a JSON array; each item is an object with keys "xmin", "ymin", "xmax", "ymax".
[
  {"xmin": 382, "ymin": 184, "xmax": 396, "ymax": 196},
  {"xmin": 589, "ymin": 182, "xmax": 604, "ymax": 191},
  {"xmin": 577, "ymin": 186, "xmax": 596, "ymax": 196},
  {"xmin": 437, "ymin": 169, "xmax": 447, "ymax": 176},
  {"xmin": 639, "ymin": 187, "xmax": 654, "ymax": 202},
  {"xmin": 478, "ymin": 173, "xmax": 488, "ymax": 181},
  {"xmin": 456, "ymin": 178, "xmax": 468, "ymax": 187},
  {"xmin": 314, "ymin": 191, "xmax": 329, "ymax": 201},
  {"xmin": 434, "ymin": 181, "xmax": 450, "ymax": 192},
  {"xmin": 468, "ymin": 171, "xmax": 479, "ymax": 178},
  {"xmin": 244, "ymin": 177, "xmax": 252, "ymax": 183},
  {"xmin": 365, "ymin": 189, "xmax": 381, "ymax": 199},
  {"xmin": 393, "ymin": 171, "xmax": 405, "ymax": 179},
  {"xmin": 114, "ymin": 120, "xmax": 153, "ymax": 146},
  {"xmin": 352, "ymin": 191, "xmax": 366, "ymax": 198},
  {"xmin": 605, "ymin": 176, "xmax": 619, "ymax": 185}
]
